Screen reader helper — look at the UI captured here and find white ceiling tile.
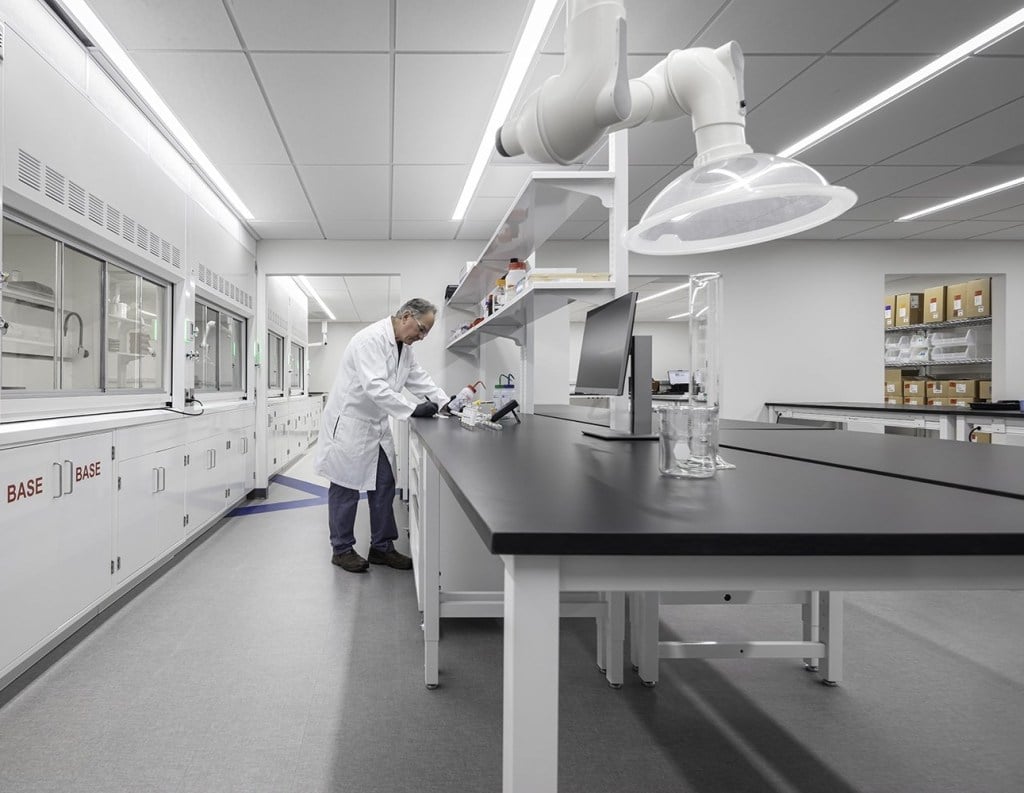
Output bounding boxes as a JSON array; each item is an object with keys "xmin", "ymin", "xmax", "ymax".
[
  {"xmin": 844, "ymin": 196, "xmax": 941, "ymax": 221},
  {"xmin": 815, "ymin": 165, "xmax": 868, "ymax": 183},
  {"xmin": 254, "ymin": 54, "xmax": 390, "ymax": 164},
  {"xmin": 906, "ymin": 190, "xmax": 1024, "ymax": 222},
  {"xmin": 478, "ymin": 165, "xmax": 542, "ymax": 196},
  {"xmin": 231, "ymin": 0, "xmax": 389, "ymax": 51},
  {"xmin": 218, "ymin": 164, "xmax": 314, "ymax": 222},
  {"xmin": 744, "ymin": 55, "xmax": 930, "ymax": 161},
  {"xmin": 391, "ymin": 221, "xmax": 461, "ymax": 240},
  {"xmin": 393, "ymin": 165, "xmax": 469, "ymax": 220},
  {"xmin": 834, "ymin": 166, "xmax": 958, "ymax": 205},
  {"xmin": 975, "ymin": 202, "xmax": 1024, "ymax": 222},
  {"xmin": 394, "ymin": 54, "xmax": 508, "ymax": 163},
  {"xmin": 835, "ymin": 0, "xmax": 1024, "ymax": 54},
  {"xmin": 885, "ymin": 96, "xmax": 1024, "ymax": 166},
  {"xmin": 132, "ymin": 52, "xmax": 288, "ymax": 164},
  {"xmin": 548, "ymin": 221, "xmax": 605, "ymax": 240},
  {"xmin": 397, "ymin": 0, "xmax": 528, "ymax": 51},
  {"xmin": 842, "ymin": 221, "xmax": 955, "ymax": 239},
  {"xmin": 91, "ymin": 0, "xmax": 238, "ymax": 49},
  {"xmin": 894, "ymin": 165, "xmax": 1019, "ymax": 196},
  {"xmin": 464, "ymin": 196, "xmax": 516, "ymax": 225},
  {"xmin": 628, "ymin": 165, "xmax": 679, "ymax": 202},
  {"xmin": 789, "ymin": 220, "xmax": 888, "ymax": 239},
  {"xmin": 299, "ymin": 165, "xmax": 390, "ymax": 222},
  {"xmin": 743, "ymin": 55, "xmax": 819, "ymax": 111},
  {"xmin": 457, "ymin": 222, "xmax": 499, "ymax": 240},
  {"xmin": 692, "ymin": 0, "xmax": 893, "ymax": 53},
  {"xmin": 586, "ymin": 223, "xmax": 609, "ymax": 240},
  {"xmin": 321, "ymin": 221, "xmax": 389, "ymax": 239},
  {"xmin": 969, "ymin": 224, "xmax": 1024, "ymax": 239},
  {"xmin": 906, "ymin": 220, "xmax": 1024, "ymax": 239},
  {"xmin": 250, "ymin": 221, "xmax": 323, "ymax": 239},
  {"xmin": 802, "ymin": 58, "xmax": 1024, "ymax": 166}
]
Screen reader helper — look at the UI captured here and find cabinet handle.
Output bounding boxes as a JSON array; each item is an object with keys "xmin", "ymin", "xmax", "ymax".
[
  {"xmin": 52, "ymin": 462, "xmax": 63, "ymax": 499},
  {"xmin": 153, "ymin": 467, "xmax": 161, "ymax": 494},
  {"xmin": 63, "ymin": 460, "xmax": 74, "ymax": 495},
  {"xmin": 159, "ymin": 467, "xmax": 166, "ymax": 492}
]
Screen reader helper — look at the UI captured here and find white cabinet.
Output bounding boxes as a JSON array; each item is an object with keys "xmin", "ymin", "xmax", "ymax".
[
  {"xmin": 0, "ymin": 433, "xmax": 113, "ymax": 674},
  {"xmin": 184, "ymin": 432, "xmax": 229, "ymax": 534},
  {"xmin": 115, "ymin": 445, "xmax": 185, "ymax": 582}
]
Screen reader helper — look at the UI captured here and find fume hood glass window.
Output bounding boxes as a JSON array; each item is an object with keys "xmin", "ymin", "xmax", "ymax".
[
  {"xmin": 60, "ymin": 246, "xmax": 103, "ymax": 391},
  {"xmin": 106, "ymin": 263, "xmax": 166, "ymax": 391},
  {"xmin": 267, "ymin": 331, "xmax": 284, "ymax": 394},
  {"xmin": 289, "ymin": 342, "xmax": 304, "ymax": 393},
  {"xmin": 195, "ymin": 300, "xmax": 245, "ymax": 393},
  {"xmin": 1, "ymin": 220, "xmax": 59, "ymax": 392}
]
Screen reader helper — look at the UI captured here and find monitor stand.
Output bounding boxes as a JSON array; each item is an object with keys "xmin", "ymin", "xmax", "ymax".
[{"xmin": 582, "ymin": 335, "xmax": 658, "ymax": 441}]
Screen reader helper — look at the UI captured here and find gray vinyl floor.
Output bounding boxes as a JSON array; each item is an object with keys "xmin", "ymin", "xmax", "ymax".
[{"xmin": 1, "ymin": 450, "xmax": 1024, "ymax": 792}]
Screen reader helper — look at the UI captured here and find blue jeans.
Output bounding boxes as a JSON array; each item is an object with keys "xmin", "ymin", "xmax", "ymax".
[{"xmin": 328, "ymin": 446, "xmax": 398, "ymax": 555}]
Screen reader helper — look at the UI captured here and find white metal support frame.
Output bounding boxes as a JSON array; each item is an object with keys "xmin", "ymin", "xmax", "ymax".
[{"xmin": 768, "ymin": 404, "xmax": 959, "ymax": 440}]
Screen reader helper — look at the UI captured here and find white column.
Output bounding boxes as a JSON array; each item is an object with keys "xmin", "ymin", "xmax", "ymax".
[
  {"xmin": 423, "ymin": 455, "xmax": 441, "ymax": 688},
  {"xmin": 502, "ymin": 555, "xmax": 560, "ymax": 793},
  {"xmin": 820, "ymin": 591, "xmax": 844, "ymax": 685}
]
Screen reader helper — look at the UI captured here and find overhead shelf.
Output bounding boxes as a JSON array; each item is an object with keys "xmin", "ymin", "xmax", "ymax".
[
  {"xmin": 447, "ymin": 170, "xmax": 615, "ymax": 309},
  {"xmin": 884, "ymin": 316, "xmax": 991, "ymax": 333},
  {"xmin": 446, "ymin": 282, "xmax": 613, "ymax": 350},
  {"xmin": 884, "ymin": 358, "xmax": 992, "ymax": 368}
]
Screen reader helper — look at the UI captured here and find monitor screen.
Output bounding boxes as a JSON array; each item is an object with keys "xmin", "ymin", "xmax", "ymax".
[
  {"xmin": 573, "ymin": 292, "xmax": 638, "ymax": 395},
  {"xmin": 667, "ymin": 369, "xmax": 690, "ymax": 385}
]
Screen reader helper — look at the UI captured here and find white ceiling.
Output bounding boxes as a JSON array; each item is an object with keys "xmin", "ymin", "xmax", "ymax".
[
  {"xmin": 83, "ymin": 0, "xmax": 1024, "ymax": 249},
  {"xmin": 284, "ymin": 275, "xmax": 402, "ymax": 323},
  {"xmin": 79, "ymin": 0, "xmax": 1024, "ymax": 247}
]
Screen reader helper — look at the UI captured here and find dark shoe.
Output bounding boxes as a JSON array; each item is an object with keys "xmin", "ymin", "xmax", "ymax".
[
  {"xmin": 368, "ymin": 547, "xmax": 413, "ymax": 570},
  {"xmin": 332, "ymin": 550, "xmax": 369, "ymax": 573}
]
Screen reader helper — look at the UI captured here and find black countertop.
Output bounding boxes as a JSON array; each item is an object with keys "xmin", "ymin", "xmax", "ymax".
[
  {"xmin": 720, "ymin": 429, "xmax": 1024, "ymax": 499},
  {"xmin": 411, "ymin": 415, "xmax": 1024, "ymax": 557},
  {"xmin": 766, "ymin": 401, "xmax": 1023, "ymax": 418},
  {"xmin": 535, "ymin": 403, "xmax": 833, "ymax": 429}
]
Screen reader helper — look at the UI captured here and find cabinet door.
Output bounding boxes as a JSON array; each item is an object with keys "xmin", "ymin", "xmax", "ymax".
[
  {"xmin": 185, "ymin": 433, "xmax": 227, "ymax": 534},
  {"xmin": 155, "ymin": 446, "xmax": 187, "ymax": 551},
  {"xmin": 0, "ymin": 434, "xmax": 112, "ymax": 674},
  {"xmin": 115, "ymin": 451, "xmax": 163, "ymax": 581}
]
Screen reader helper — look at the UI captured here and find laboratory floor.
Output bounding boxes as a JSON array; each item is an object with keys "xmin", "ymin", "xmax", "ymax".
[{"xmin": 1, "ymin": 449, "xmax": 1023, "ymax": 792}]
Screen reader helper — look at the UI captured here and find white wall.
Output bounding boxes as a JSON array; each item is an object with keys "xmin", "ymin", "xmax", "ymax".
[{"xmin": 307, "ymin": 322, "xmax": 363, "ymax": 393}]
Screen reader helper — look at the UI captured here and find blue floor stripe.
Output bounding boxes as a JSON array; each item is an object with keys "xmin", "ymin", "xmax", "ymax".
[
  {"xmin": 230, "ymin": 497, "xmax": 327, "ymax": 516},
  {"xmin": 272, "ymin": 473, "xmax": 329, "ymax": 498}
]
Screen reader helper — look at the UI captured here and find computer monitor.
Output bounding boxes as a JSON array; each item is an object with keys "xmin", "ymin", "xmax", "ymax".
[
  {"xmin": 667, "ymin": 369, "xmax": 690, "ymax": 386},
  {"xmin": 573, "ymin": 291, "xmax": 638, "ymax": 396}
]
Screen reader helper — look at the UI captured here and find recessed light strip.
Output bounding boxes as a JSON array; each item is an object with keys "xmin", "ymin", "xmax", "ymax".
[
  {"xmin": 55, "ymin": 0, "xmax": 255, "ymax": 221},
  {"xmin": 295, "ymin": 276, "xmax": 336, "ymax": 321},
  {"xmin": 451, "ymin": 0, "xmax": 564, "ymax": 221},
  {"xmin": 896, "ymin": 174, "xmax": 1024, "ymax": 221},
  {"xmin": 637, "ymin": 283, "xmax": 690, "ymax": 303},
  {"xmin": 779, "ymin": 8, "xmax": 1024, "ymax": 158},
  {"xmin": 668, "ymin": 312, "xmax": 691, "ymax": 320}
]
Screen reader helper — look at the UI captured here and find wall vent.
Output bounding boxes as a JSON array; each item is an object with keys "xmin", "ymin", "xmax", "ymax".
[
  {"xmin": 0, "ymin": 22, "xmax": 6, "ymax": 61},
  {"xmin": 68, "ymin": 181, "xmax": 86, "ymax": 215},
  {"xmin": 137, "ymin": 224, "xmax": 149, "ymax": 251},
  {"xmin": 149, "ymin": 233, "xmax": 160, "ymax": 258},
  {"xmin": 172, "ymin": 246, "xmax": 181, "ymax": 268},
  {"xmin": 122, "ymin": 216, "xmax": 136, "ymax": 245},
  {"xmin": 88, "ymin": 194, "xmax": 104, "ymax": 225},
  {"xmin": 106, "ymin": 206, "xmax": 122, "ymax": 237},
  {"xmin": 44, "ymin": 166, "xmax": 66, "ymax": 205},
  {"xmin": 161, "ymin": 239, "xmax": 171, "ymax": 263},
  {"xmin": 18, "ymin": 150, "xmax": 42, "ymax": 191}
]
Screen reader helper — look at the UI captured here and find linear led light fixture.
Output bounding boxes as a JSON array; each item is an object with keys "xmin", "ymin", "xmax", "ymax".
[
  {"xmin": 294, "ymin": 276, "xmax": 336, "ymax": 321},
  {"xmin": 451, "ymin": 0, "xmax": 564, "ymax": 221},
  {"xmin": 779, "ymin": 8, "xmax": 1024, "ymax": 158},
  {"xmin": 667, "ymin": 311, "xmax": 691, "ymax": 320},
  {"xmin": 636, "ymin": 283, "xmax": 690, "ymax": 304},
  {"xmin": 896, "ymin": 174, "xmax": 1024, "ymax": 221},
  {"xmin": 54, "ymin": 0, "xmax": 255, "ymax": 221}
]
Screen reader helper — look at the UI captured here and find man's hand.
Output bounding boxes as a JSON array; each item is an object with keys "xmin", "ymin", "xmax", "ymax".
[{"xmin": 411, "ymin": 400, "xmax": 439, "ymax": 418}]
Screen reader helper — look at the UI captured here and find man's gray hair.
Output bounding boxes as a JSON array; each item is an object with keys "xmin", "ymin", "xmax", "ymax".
[{"xmin": 394, "ymin": 298, "xmax": 437, "ymax": 319}]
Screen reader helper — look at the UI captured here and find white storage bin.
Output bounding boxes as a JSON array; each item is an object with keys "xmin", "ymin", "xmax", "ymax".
[{"xmin": 928, "ymin": 326, "xmax": 991, "ymax": 361}]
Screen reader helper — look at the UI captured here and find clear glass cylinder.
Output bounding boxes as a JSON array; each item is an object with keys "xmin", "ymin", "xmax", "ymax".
[
  {"xmin": 688, "ymin": 272, "xmax": 724, "ymax": 472},
  {"xmin": 658, "ymin": 403, "xmax": 715, "ymax": 478}
]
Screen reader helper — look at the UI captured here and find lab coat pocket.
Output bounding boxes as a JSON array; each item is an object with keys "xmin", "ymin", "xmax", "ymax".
[{"xmin": 334, "ymin": 414, "xmax": 373, "ymax": 457}]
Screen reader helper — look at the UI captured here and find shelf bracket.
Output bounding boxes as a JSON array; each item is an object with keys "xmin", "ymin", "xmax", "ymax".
[{"xmin": 541, "ymin": 178, "xmax": 615, "ymax": 209}]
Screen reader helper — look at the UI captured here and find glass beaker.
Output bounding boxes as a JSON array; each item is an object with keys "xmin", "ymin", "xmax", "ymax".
[
  {"xmin": 658, "ymin": 403, "xmax": 716, "ymax": 478},
  {"xmin": 688, "ymin": 272, "xmax": 730, "ymax": 471}
]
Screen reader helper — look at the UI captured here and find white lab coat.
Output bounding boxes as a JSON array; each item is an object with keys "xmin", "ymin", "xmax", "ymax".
[{"xmin": 314, "ymin": 317, "xmax": 447, "ymax": 491}]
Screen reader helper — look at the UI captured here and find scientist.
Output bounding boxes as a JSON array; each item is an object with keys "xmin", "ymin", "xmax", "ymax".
[{"xmin": 314, "ymin": 298, "xmax": 448, "ymax": 573}]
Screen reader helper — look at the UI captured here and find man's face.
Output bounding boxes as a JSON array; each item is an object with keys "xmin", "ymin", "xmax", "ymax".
[{"xmin": 399, "ymin": 311, "xmax": 434, "ymax": 344}]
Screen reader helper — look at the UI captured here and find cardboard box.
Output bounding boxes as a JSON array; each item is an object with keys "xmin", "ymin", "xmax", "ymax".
[
  {"xmin": 925, "ymin": 381, "xmax": 947, "ymax": 397},
  {"xmin": 972, "ymin": 431, "xmax": 992, "ymax": 444},
  {"xmin": 946, "ymin": 279, "xmax": 990, "ymax": 319},
  {"xmin": 903, "ymin": 378, "xmax": 930, "ymax": 397},
  {"xmin": 924, "ymin": 285, "xmax": 946, "ymax": 323},
  {"xmin": 926, "ymin": 398, "xmax": 946, "ymax": 407},
  {"xmin": 964, "ymin": 277, "xmax": 991, "ymax": 317},
  {"xmin": 979, "ymin": 380, "xmax": 992, "ymax": 400},
  {"xmin": 895, "ymin": 293, "xmax": 924, "ymax": 326},
  {"xmin": 884, "ymin": 294, "xmax": 896, "ymax": 328},
  {"xmin": 883, "ymin": 394, "xmax": 904, "ymax": 405},
  {"xmin": 904, "ymin": 396, "xmax": 926, "ymax": 406},
  {"xmin": 947, "ymin": 380, "xmax": 978, "ymax": 399},
  {"xmin": 947, "ymin": 397, "xmax": 972, "ymax": 408}
]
